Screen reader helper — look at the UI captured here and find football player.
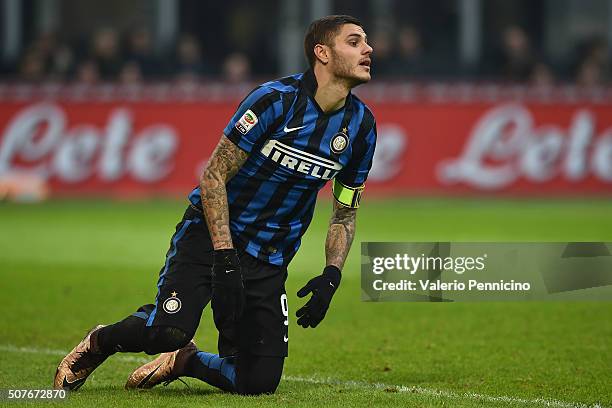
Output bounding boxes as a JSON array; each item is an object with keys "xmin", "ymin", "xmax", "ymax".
[{"xmin": 55, "ymin": 14, "xmax": 376, "ymax": 395}]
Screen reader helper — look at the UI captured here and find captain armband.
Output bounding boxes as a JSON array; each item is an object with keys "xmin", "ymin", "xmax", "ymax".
[{"xmin": 332, "ymin": 179, "xmax": 365, "ymax": 209}]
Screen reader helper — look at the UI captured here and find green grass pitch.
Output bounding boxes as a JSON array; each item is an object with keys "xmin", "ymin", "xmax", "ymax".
[{"xmin": 1, "ymin": 198, "xmax": 611, "ymax": 407}]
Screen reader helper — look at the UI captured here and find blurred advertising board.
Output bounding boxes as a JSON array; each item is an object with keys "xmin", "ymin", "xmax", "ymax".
[{"xmin": 0, "ymin": 86, "xmax": 611, "ymax": 197}]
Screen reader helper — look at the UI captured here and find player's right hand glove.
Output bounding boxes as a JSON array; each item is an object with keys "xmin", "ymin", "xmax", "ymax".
[
  {"xmin": 211, "ymin": 249, "xmax": 244, "ymax": 356},
  {"xmin": 296, "ymin": 265, "xmax": 341, "ymax": 328}
]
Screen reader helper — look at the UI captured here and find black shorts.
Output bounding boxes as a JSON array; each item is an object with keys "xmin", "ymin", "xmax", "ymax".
[{"xmin": 144, "ymin": 205, "xmax": 289, "ymax": 357}]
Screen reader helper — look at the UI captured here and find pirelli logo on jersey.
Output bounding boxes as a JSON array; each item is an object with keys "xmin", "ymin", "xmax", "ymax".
[{"xmin": 260, "ymin": 139, "xmax": 342, "ymax": 180}]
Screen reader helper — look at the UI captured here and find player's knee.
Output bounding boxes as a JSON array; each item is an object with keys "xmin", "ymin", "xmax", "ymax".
[
  {"xmin": 238, "ymin": 375, "xmax": 281, "ymax": 395},
  {"xmin": 142, "ymin": 326, "xmax": 190, "ymax": 355},
  {"xmin": 237, "ymin": 362, "xmax": 283, "ymax": 395}
]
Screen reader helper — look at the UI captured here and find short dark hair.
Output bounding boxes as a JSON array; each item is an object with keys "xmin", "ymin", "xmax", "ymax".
[{"xmin": 304, "ymin": 15, "xmax": 363, "ymax": 68}]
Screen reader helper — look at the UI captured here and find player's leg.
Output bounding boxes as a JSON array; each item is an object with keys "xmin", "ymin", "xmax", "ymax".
[
  {"xmin": 181, "ymin": 352, "xmax": 284, "ymax": 394},
  {"xmin": 129, "ymin": 343, "xmax": 237, "ymax": 391},
  {"xmin": 235, "ymin": 354, "xmax": 284, "ymax": 394},
  {"xmin": 126, "ymin": 252, "xmax": 289, "ymax": 394},
  {"xmin": 121, "ymin": 270, "xmax": 213, "ymax": 390},
  {"xmin": 54, "ymin": 206, "xmax": 211, "ymax": 390},
  {"xmin": 182, "ymin": 254, "xmax": 290, "ymax": 394},
  {"xmin": 95, "ymin": 304, "xmax": 155, "ymax": 354},
  {"xmin": 126, "ymin": 345, "xmax": 284, "ymax": 394},
  {"xmin": 181, "ymin": 258, "xmax": 289, "ymax": 394},
  {"xmin": 96, "ymin": 304, "xmax": 194, "ymax": 355}
]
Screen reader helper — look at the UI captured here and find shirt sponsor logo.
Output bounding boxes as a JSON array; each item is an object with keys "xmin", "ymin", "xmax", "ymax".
[
  {"xmin": 235, "ymin": 109, "xmax": 258, "ymax": 135},
  {"xmin": 260, "ymin": 139, "xmax": 342, "ymax": 180}
]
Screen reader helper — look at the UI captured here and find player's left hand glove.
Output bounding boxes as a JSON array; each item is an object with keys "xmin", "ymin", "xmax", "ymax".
[{"xmin": 296, "ymin": 265, "xmax": 341, "ymax": 328}]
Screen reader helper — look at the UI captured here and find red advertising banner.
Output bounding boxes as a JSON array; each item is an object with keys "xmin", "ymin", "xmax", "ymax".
[
  {"xmin": 372, "ymin": 102, "xmax": 612, "ymax": 195},
  {"xmin": 1, "ymin": 94, "xmax": 612, "ymax": 197}
]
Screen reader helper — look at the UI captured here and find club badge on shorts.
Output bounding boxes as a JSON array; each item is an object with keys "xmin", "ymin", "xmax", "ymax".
[
  {"xmin": 163, "ymin": 291, "xmax": 182, "ymax": 314},
  {"xmin": 330, "ymin": 128, "xmax": 349, "ymax": 154}
]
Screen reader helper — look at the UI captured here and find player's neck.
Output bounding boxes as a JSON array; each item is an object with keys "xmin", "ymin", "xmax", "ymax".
[{"xmin": 312, "ymin": 65, "xmax": 350, "ymax": 113}]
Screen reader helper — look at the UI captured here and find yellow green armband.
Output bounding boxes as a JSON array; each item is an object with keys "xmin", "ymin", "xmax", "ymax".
[{"xmin": 332, "ymin": 179, "xmax": 365, "ymax": 208}]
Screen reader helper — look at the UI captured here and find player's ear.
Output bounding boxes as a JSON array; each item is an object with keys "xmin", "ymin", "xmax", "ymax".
[{"xmin": 314, "ymin": 44, "xmax": 330, "ymax": 65}]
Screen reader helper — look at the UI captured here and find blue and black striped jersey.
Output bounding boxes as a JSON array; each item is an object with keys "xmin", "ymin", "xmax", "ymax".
[{"xmin": 189, "ymin": 69, "xmax": 377, "ymax": 266}]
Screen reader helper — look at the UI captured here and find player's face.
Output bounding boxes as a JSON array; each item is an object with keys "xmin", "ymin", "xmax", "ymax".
[{"xmin": 329, "ymin": 24, "xmax": 373, "ymax": 87}]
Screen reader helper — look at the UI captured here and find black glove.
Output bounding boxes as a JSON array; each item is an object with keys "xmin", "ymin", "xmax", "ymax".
[
  {"xmin": 211, "ymin": 249, "xmax": 244, "ymax": 356},
  {"xmin": 296, "ymin": 265, "xmax": 341, "ymax": 328}
]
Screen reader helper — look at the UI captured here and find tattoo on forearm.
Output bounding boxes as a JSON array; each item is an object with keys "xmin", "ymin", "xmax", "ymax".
[
  {"xmin": 325, "ymin": 201, "xmax": 357, "ymax": 270},
  {"xmin": 200, "ymin": 135, "xmax": 248, "ymax": 250}
]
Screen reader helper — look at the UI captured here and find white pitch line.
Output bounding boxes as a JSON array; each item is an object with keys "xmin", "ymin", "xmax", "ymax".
[
  {"xmin": 0, "ymin": 344, "xmax": 604, "ymax": 408},
  {"xmin": 0, "ymin": 344, "xmax": 150, "ymax": 364},
  {"xmin": 283, "ymin": 376, "xmax": 604, "ymax": 408}
]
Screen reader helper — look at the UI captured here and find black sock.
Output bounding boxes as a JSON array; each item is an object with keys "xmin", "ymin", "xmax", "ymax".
[
  {"xmin": 183, "ymin": 351, "xmax": 236, "ymax": 392},
  {"xmin": 97, "ymin": 315, "xmax": 147, "ymax": 354}
]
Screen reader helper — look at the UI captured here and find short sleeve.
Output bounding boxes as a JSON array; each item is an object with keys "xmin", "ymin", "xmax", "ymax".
[
  {"xmin": 333, "ymin": 115, "xmax": 376, "ymax": 209},
  {"xmin": 223, "ymin": 86, "xmax": 282, "ymax": 153},
  {"xmin": 336, "ymin": 117, "xmax": 377, "ymax": 188}
]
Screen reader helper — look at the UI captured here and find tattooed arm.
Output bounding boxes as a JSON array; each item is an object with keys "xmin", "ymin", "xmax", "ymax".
[
  {"xmin": 325, "ymin": 200, "xmax": 358, "ymax": 270},
  {"xmin": 199, "ymin": 135, "xmax": 248, "ymax": 250},
  {"xmin": 295, "ymin": 200, "xmax": 357, "ymax": 328}
]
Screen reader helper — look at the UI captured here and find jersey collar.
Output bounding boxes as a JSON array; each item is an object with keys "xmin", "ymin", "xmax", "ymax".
[{"xmin": 301, "ymin": 68, "xmax": 352, "ymax": 116}]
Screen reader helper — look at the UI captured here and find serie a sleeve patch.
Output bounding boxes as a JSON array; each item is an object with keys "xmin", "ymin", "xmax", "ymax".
[
  {"xmin": 332, "ymin": 179, "xmax": 364, "ymax": 208},
  {"xmin": 235, "ymin": 109, "xmax": 259, "ymax": 135}
]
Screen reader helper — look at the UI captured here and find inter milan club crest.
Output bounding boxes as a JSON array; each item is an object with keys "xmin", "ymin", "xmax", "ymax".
[
  {"xmin": 163, "ymin": 291, "xmax": 182, "ymax": 314},
  {"xmin": 330, "ymin": 128, "xmax": 349, "ymax": 154}
]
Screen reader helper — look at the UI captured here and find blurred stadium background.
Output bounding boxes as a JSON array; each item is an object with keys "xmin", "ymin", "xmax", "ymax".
[
  {"xmin": 1, "ymin": 1, "xmax": 611, "ymax": 407},
  {"xmin": 3, "ymin": 0, "xmax": 612, "ymax": 84},
  {"xmin": 1, "ymin": 0, "xmax": 612, "ymax": 199}
]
